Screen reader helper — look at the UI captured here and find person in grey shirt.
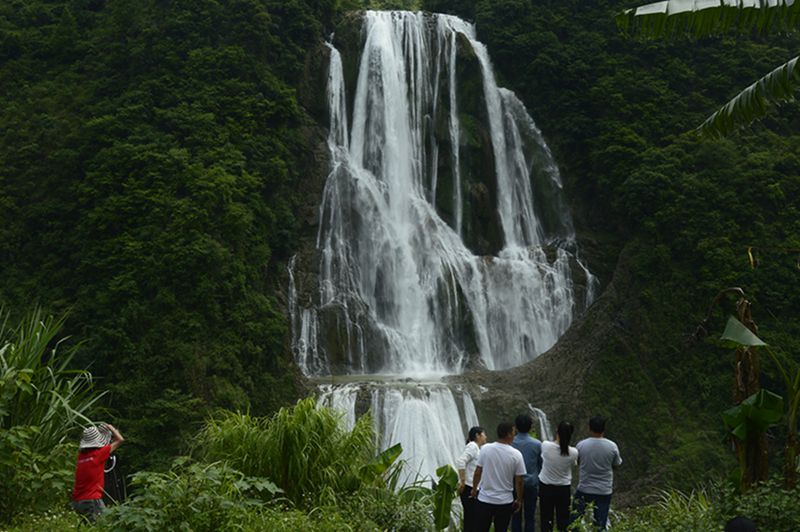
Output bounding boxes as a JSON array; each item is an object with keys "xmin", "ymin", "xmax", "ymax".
[{"xmin": 573, "ymin": 416, "xmax": 622, "ymax": 530}]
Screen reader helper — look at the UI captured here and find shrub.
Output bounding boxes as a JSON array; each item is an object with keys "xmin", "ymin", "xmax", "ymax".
[
  {"xmin": 611, "ymin": 480, "xmax": 800, "ymax": 531},
  {"xmin": 97, "ymin": 458, "xmax": 280, "ymax": 531},
  {"xmin": 0, "ymin": 427, "xmax": 75, "ymax": 521},
  {"xmin": 340, "ymin": 487, "xmax": 435, "ymax": 532},
  {"xmin": 726, "ymin": 479, "xmax": 800, "ymax": 531}
]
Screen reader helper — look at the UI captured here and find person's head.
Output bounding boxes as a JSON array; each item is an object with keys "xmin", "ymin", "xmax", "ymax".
[
  {"xmin": 589, "ymin": 415, "xmax": 606, "ymax": 435},
  {"xmin": 556, "ymin": 421, "xmax": 574, "ymax": 456},
  {"xmin": 515, "ymin": 414, "xmax": 533, "ymax": 434},
  {"xmin": 724, "ymin": 516, "xmax": 757, "ymax": 532},
  {"xmin": 467, "ymin": 426, "xmax": 487, "ymax": 445},
  {"xmin": 497, "ymin": 421, "xmax": 515, "ymax": 441},
  {"xmin": 79, "ymin": 423, "xmax": 112, "ymax": 452}
]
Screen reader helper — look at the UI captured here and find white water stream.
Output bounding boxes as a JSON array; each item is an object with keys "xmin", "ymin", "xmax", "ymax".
[{"xmin": 289, "ymin": 11, "xmax": 596, "ymax": 483}]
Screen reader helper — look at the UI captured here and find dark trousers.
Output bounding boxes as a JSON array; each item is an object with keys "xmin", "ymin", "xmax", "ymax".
[
  {"xmin": 72, "ymin": 499, "xmax": 105, "ymax": 524},
  {"xmin": 475, "ymin": 500, "xmax": 514, "ymax": 532},
  {"xmin": 511, "ymin": 483, "xmax": 538, "ymax": 532},
  {"xmin": 573, "ymin": 490, "xmax": 612, "ymax": 530},
  {"xmin": 538, "ymin": 482, "xmax": 570, "ymax": 531},
  {"xmin": 461, "ymin": 488, "xmax": 478, "ymax": 532}
]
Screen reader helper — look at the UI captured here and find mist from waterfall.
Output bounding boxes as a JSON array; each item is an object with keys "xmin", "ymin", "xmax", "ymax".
[{"xmin": 289, "ymin": 10, "xmax": 596, "ymax": 483}]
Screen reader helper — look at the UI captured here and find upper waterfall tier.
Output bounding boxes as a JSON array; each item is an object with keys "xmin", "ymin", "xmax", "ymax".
[{"xmin": 290, "ymin": 10, "xmax": 596, "ymax": 377}]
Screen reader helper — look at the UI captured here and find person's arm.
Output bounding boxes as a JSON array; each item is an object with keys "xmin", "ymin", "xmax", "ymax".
[
  {"xmin": 613, "ymin": 444, "xmax": 622, "ymax": 468},
  {"xmin": 470, "ymin": 466, "xmax": 483, "ymax": 498},
  {"xmin": 107, "ymin": 424, "xmax": 125, "ymax": 452},
  {"xmin": 455, "ymin": 443, "xmax": 474, "ymax": 494},
  {"xmin": 457, "ymin": 468, "xmax": 467, "ymax": 494},
  {"xmin": 513, "ymin": 474, "xmax": 524, "ymax": 512}
]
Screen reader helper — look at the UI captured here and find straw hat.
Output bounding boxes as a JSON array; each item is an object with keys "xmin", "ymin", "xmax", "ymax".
[{"xmin": 79, "ymin": 424, "xmax": 112, "ymax": 449}]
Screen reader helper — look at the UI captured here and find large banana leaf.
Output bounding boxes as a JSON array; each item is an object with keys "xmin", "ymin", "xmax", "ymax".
[
  {"xmin": 723, "ymin": 388, "xmax": 784, "ymax": 440},
  {"xmin": 699, "ymin": 55, "xmax": 800, "ymax": 137},
  {"xmin": 617, "ymin": 0, "xmax": 800, "ymax": 38},
  {"xmin": 432, "ymin": 464, "xmax": 459, "ymax": 530},
  {"xmin": 359, "ymin": 442, "xmax": 403, "ymax": 482},
  {"xmin": 617, "ymin": 1, "xmax": 800, "ymax": 136}
]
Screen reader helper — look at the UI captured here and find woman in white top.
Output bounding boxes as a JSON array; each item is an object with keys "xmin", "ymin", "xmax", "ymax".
[
  {"xmin": 538, "ymin": 421, "xmax": 578, "ymax": 532},
  {"xmin": 455, "ymin": 426, "xmax": 487, "ymax": 532}
]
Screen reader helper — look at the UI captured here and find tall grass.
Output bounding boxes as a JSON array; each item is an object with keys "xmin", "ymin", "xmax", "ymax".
[
  {"xmin": 610, "ymin": 488, "xmax": 722, "ymax": 531},
  {"xmin": 0, "ymin": 307, "xmax": 104, "ymax": 522},
  {"xmin": 193, "ymin": 398, "xmax": 377, "ymax": 507},
  {"xmin": 0, "ymin": 307, "xmax": 103, "ymax": 446}
]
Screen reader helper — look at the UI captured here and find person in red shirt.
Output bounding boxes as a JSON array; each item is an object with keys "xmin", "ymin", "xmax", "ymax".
[{"xmin": 71, "ymin": 423, "xmax": 124, "ymax": 523}]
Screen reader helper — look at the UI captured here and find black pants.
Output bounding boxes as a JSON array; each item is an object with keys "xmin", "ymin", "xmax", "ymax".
[
  {"xmin": 475, "ymin": 500, "xmax": 514, "ymax": 532},
  {"xmin": 72, "ymin": 499, "xmax": 105, "ymax": 524},
  {"xmin": 573, "ymin": 491, "xmax": 612, "ymax": 530},
  {"xmin": 461, "ymin": 488, "xmax": 478, "ymax": 532},
  {"xmin": 538, "ymin": 482, "xmax": 570, "ymax": 531}
]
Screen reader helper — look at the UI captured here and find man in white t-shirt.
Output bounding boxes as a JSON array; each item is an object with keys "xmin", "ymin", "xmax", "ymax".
[
  {"xmin": 470, "ymin": 422, "xmax": 527, "ymax": 532},
  {"xmin": 574, "ymin": 416, "xmax": 622, "ymax": 530}
]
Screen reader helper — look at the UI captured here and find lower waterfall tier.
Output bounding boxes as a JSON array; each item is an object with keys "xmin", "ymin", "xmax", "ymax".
[{"xmin": 316, "ymin": 379, "xmax": 552, "ymax": 485}]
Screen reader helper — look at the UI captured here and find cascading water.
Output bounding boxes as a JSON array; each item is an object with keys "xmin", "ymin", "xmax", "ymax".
[{"xmin": 289, "ymin": 10, "xmax": 597, "ymax": 483}]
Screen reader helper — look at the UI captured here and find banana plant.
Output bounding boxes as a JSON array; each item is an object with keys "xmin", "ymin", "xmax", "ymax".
[
  {"xmin": 432, "ymin": 464, "xmax": 459, "ymax": 531},
  {"xmin": 616, "ymin": 0, "xmax": 800, "ymax": 137},
  {"xmin": 359, "ymin": 442, "xmax": 403, "ymax": 484},
  {"xmin": 722, "ymin": 388, "xmax": 783, "ymax": 491},
  {"xmin": 721, "ymin": 316, "xmax": 800, "ymax": 488}
]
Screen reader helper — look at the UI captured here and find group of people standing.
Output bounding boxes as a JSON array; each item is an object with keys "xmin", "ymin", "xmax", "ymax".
[{"xmin": 456, "ymin": 415, "xmax": 621, "ymax": 532}]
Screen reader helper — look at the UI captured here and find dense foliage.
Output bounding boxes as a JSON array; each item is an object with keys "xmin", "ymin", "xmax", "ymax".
[{"xmin": 0, "ymin": 0, "xmax": 344, "ymax": 470}]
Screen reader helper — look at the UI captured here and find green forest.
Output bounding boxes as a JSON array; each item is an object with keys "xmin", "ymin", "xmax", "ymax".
[{"xmin": 2, "ymin": 0, "xmax": 799, "ymax": 530}]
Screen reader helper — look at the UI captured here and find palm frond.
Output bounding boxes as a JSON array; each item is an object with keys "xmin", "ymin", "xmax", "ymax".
[
  {"xmin": 698, "ymin": 55, "xmax": 800, "ymax": 137},
  {"xmin": 617, "ymin": 0, "xmax": 800, "ymax": 38}
]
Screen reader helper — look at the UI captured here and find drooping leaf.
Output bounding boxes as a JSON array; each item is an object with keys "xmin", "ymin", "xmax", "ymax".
[
  {"xmin": 720, "ymin": 316, "xmax": 768, "ymax": 347},
  {"xmin": 698, "ymin": 56, "xmax": 800, "ymax": 137}
]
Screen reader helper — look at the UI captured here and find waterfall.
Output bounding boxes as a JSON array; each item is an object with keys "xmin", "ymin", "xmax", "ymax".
[
  {"xmin": 528, "ymin": 403, "xmax": 554, "ymax": 442},
  {"xmin": 289, "ymin": 10, "xmax": 595, "ymax": 483},
  {"xmin": 316, "ymin": 380, "xmax": 480, "ymax": 485}
]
